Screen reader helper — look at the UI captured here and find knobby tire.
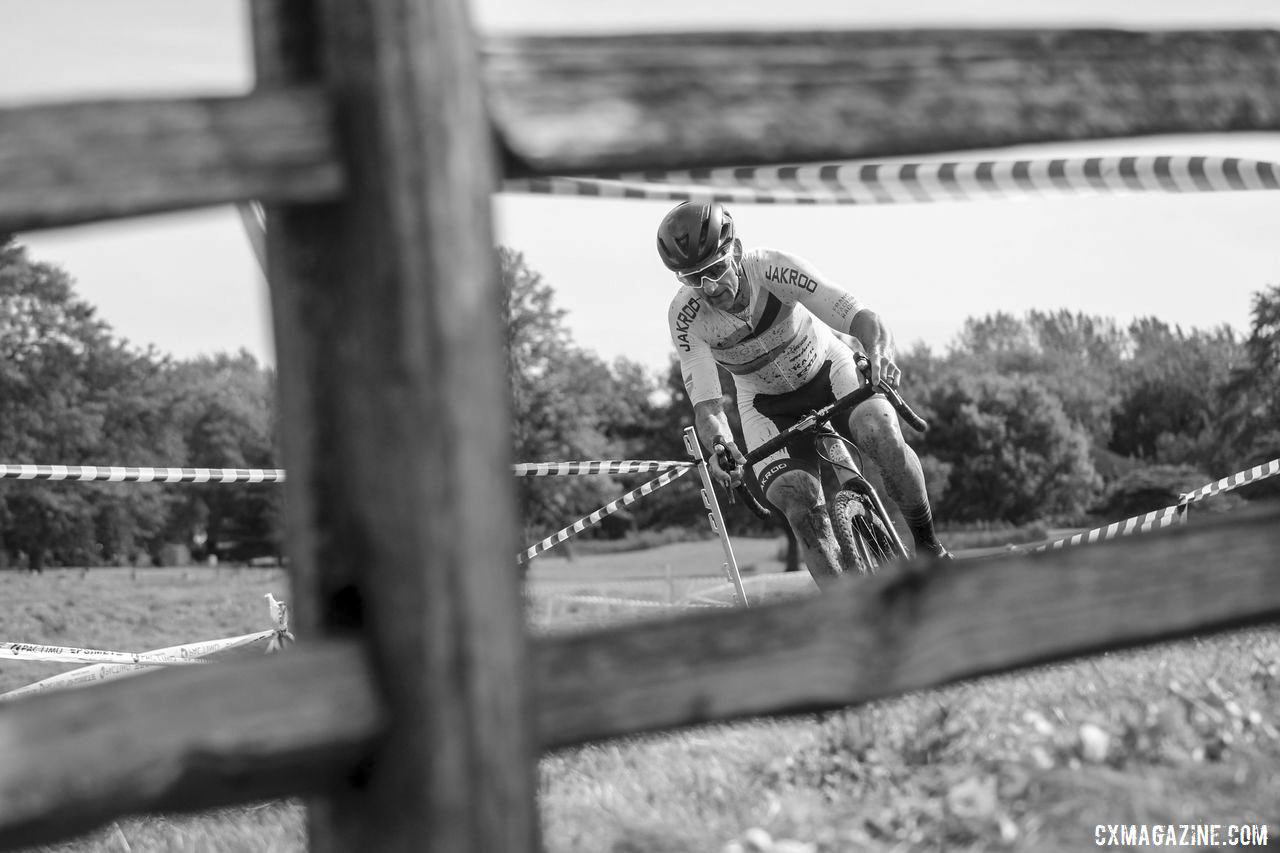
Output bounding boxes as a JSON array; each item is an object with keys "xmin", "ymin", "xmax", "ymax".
[{"xmin": 831, "ymin": 489, "xmax": 899, "ymax": 575}]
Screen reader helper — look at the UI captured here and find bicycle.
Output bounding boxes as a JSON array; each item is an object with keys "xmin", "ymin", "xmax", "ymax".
[{"xmin": 712, "ymin": 352, "xmax": 930, "ymax": 576}]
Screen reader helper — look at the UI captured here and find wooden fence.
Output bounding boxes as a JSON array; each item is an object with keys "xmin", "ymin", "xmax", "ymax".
[{"xmin": 1, "ymin": 2, "xmax": 1279, "ymax": 849}]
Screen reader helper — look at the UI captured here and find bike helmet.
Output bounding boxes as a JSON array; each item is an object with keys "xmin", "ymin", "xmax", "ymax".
[{"xmin": 656, "ymin": 202, "xmax": 735, "ymax": 273}]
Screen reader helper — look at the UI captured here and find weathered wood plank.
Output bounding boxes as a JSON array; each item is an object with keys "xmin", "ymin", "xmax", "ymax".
[
  {"xmin": 0, "ymin": 90, "xmax": 343, "ymax": 232},
  {"xmin": 5, "ymin": 28, "xmax": 1276, "ymax": 231},
  {"xmin": 0, "ymin": 642, "xmax": 382, "ymax": 851},
  {"xmin": 485, "ymin": 29, "xmax": 1280, "ymax": 174},
  {"xmin": 533, "ymin": 503, "xmax": 1280, "ymax": 748},
  {"xmin": 263, "ymin": 0, "xmax": 538, "ymax": 850},
  {"xmin": 0, "ymin": 508, "xmax": 1276, "ymax": 848}
]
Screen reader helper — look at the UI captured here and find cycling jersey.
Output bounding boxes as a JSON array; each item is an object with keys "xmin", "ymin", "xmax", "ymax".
[{"xmin": 667, "ymin": 247, "xmax": 866, "ymax": 406}]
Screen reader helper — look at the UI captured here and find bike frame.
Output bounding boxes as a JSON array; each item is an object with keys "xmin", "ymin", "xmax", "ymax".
[{"xmin": 713, "ymin": 353, "xmax": 928, "ymax": 566}]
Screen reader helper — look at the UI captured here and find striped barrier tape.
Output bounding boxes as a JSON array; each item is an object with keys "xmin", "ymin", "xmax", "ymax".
[
  {"xmin": 512, "ymin": 460, "xmax": 689, "ymax": 477},
  {"xmin": 0, "ymin": 464, "xmax": 285, "ymax": 483},
  {"xmin": 542, "ymin": 593, "xmax": 726, "ymax": 610},
  {"xmin": 2, "ymin": 461, "xmax": 691, "ymax": 482},
  {"xmin": 1178, "ymin": 458, "xmax": 1280, "ymax": 505},
  {"xmin": 517, "ymin": 465, "xmax": 692, "ymax": 564},
  {"xmin": 1018, "ymin": 457, "xmax": 1280, "ymax": 553},
  {"xmin": 504, "ymin": 155, "xmax": 1280, "ymax": 206},
  {"xmin": 1025, "ymin": 505, "xmax": 1185, "ymax": 553}
]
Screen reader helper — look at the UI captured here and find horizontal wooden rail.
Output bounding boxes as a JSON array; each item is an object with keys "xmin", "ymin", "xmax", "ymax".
[
  {"xmin": 486, "ymin": 29, "xmax": 1280, "ymax": 174},
  {"xmin": 0, "ymin": 642, "xmax": 383, "ymax": 849},
  {"xmin": 1, "ymin": 504, "xmax": 1277, "ymax": 847},
  {"xmin": 5, "ymin": 29, "xmax": 1279, "ymax": 233},
  {"xmin": 535, "ymin": 503, "xmax": 1280, "ymax": 747},
  {"xmin": 0, "ymin": 88, "xmax": 343, "ymax": 233}
]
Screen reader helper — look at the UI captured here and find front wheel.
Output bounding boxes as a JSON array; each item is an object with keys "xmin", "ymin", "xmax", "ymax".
[{"xmin": 830, "ymin": 489, "xmax": 900, "ymax": 575}]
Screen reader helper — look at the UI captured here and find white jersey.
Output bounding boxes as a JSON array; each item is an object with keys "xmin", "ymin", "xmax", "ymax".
[{"xmin": 667, "ymin": 247, "xmax": 865, "ymax": 405}]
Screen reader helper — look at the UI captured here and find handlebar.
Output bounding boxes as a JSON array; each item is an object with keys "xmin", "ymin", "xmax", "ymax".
[
  {"xmin": 711, "ymin": 437, "xmax": 776, "ymax": 520},
  {"xmin": 708, "ymin": 352, "xmax": 929, "ymax": 521},
  {"xmin": 739, "ymin": 353, "xmax": 928, "ymax": 468}
]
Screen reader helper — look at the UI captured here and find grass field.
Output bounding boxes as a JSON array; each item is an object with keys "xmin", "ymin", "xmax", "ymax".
[{"xmin": 3, "ymin": 547, "xmax": 1278, "ymax": 852}]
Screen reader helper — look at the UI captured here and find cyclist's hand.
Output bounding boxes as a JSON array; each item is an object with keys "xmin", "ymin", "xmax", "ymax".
[
  {"xmin": 709, "ymin": 437, "xmax": 746, "ymax": 489},
  {"xmin": 867, "ymin": 349, "xmax": 903, "ymax": 390}
]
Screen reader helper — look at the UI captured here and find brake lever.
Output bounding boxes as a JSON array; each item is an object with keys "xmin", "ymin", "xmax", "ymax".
[
  {"xmin": 853, "ymin": 353, "xmax": 929, "ymax": 433},
  {"xmin": 711, "ymin": 440, "xmax": 738, "ymax": 504},
  {"xmin": 712, "ymin": 439, "xmax": 773, "ymax": 520}
]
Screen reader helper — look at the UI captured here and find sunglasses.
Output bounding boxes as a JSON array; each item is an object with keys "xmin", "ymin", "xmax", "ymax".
[{"xmin": 677, "ymin": 252, "xmax": 736, "ymax": 291}]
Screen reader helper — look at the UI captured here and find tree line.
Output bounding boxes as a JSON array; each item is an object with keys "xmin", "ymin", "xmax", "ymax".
[
  {"xmin": 2, "ymin": 236, "xmax": 1277, "ymax": 568},
  {"xmin": 0, "ymin": 237, "xmax": 279, "ymax": 570}
]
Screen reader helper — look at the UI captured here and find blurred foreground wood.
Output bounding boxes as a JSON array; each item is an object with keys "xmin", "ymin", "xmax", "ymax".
[
  {"xmin": 2, "ymin": 505, "xmax": 1278, "ymax": 847},
  {"xmin": 487, "ymin": 29, "xmax": 1280, "ymax": 173},
  {"xmin": 0, "ymin": 90, "xmax": 341, "ymax": 232},
  {"xmin": 5, "ymin": 29, "xmax": 1280, "ymax": 233}
]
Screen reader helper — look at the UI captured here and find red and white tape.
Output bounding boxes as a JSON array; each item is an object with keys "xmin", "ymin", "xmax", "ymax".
[
  {"xmin": 517, "ymin": 465, "xmax": 692, "ymax": 564},
  {"xmin": 512, "ymin": 460, "xmax": 689, "ymax": 477},
  {"xmin": 503, "ymin": 155, "xmax": 1280, "ymax": 206},
  {"xmin": 0, "ymin": 464, "xmax": 285, "ymax": 483}
]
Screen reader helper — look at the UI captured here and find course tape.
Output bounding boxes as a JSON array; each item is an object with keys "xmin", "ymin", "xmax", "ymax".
[
  {"xmin": 517, "ymin": 465, "xmax": 692, "ymax": 564},
  {"xmin": 542, "ymin": 593, "xmax": 725, "ymax": 610},
  {"xmin": 1020, "ymin": 457, "xmax": 1280, "ymax": 553},
  {"xmin": 2, "ymin": 461, "xmax": 691, "ymax": 482},
  {"xmin": 0, "ymin": 631, "xmax": 276, "ymax": 701},
  {"xmin": 0, "ymin": 594, "xmax": 293, "ymax": 701},
  {"xmin": 1026, "ymin": 505, "xmax": 1184, "ymax": 553},
  {"xmin": 0, "ymin": 641, "xmax": 208, "ymax": 667},
  {"xmin": 0, "ymin": 464, "xmax": 285, "ymax": 483},
  {"xmin": 504, "ymin": 155, "xmax": 1280, "ymax": 206},
  {"xmin": 1178, "ymin": 458, "xmax": 1280, "ymax": 505},
  {"xmin": 512, "ymin": 460, "xmax": 689, "ymax": 477}
]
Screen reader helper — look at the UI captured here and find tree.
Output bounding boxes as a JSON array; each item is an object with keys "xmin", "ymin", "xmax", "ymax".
[
  {"xmin": 949, "ymin": 310, "xmax": 1125, "ymax": 446},
  {"xmin": 1108, "ymin": 319, "xmax": 1241, "ymax": 468},
  {"xmin": 500, "ymin": 247, "xmax": 652, "ymax": 545},
  {"xmin": 162, "ymin": 351, "xmax": 282, "ymax": 563},
  {"xmin": 0, "ymin": 237, "xmax": 179, "ymax": 569},
  {"xmin": 1214, "ymin": 284, "xmax": 1280, "ymax": 496},
  {"xmin": 917, "ymin": 373, "xmax": 1101, "ymax": 524}
]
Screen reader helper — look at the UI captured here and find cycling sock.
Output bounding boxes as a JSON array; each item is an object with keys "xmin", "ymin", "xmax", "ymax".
[{"xmin": 901, "ymin": 502, "xmax": 942, "ymax": 550}]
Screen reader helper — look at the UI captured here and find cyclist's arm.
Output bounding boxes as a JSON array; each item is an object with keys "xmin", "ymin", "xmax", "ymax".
[
  {"xmin": 692, "ymin": 398, "xmax": 733, "ymax": 450},
  {"xmin": 849, "ymin": 307, "xmax": 897, "ymax": 366},
  {"xmin": 746, "ymin": 248, "xmax": 899, "ymax": 383},
  {"xmin": 680, "ymin": 353, "xmax": 739, "ymax": 462},
  {"xmin": 668, "ymin": 299, "xmax": 745, "ymax": 482}
]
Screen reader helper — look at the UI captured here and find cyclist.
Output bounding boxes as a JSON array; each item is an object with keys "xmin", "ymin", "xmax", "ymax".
[{"xmin": 659, "ymin": 201, "xmax": 951, "ymax": 585}]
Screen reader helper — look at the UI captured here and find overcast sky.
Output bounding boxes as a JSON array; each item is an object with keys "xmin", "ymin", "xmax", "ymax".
[{"xmin": 3, "ymin": 1, "xmax": 1279, "ymax": 374}]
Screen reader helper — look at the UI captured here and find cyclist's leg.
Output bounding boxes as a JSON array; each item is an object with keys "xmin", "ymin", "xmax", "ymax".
[
  {"xmin": 816, "ymin": 431, "xmax": 907, "ymax": 568},
  {"xmin": 846, "ymin": 399, "xmax": 947, "ymax": 557},
  {"xmin": 740, "ymin": 400, "xmax": 843, "ymax": 587},
  {"xmin": 828, "ymin": 348, "xmax": 949, "ymax": 558}
]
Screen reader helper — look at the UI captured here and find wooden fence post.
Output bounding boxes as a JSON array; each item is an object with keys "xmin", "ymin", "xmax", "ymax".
[{"xmin": 255, "ymin": 0, "xmax": 537, "ymax": 849}]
